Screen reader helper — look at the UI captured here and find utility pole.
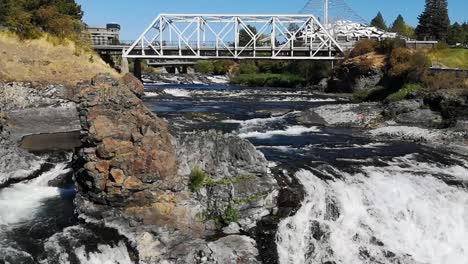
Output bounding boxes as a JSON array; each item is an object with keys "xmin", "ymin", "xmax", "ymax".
[{"xmin": 324, "ymin": 0, "xmax": 329, "ymax": 29}]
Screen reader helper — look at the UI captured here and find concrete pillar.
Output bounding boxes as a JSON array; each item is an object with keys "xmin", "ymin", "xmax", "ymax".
[
  {"xmin": 121, "ymin": 57, "xmax": 129, "ymax": 74},
  {"xmin": 133, "ymin": 58, "xmax": 142, "ymax": 80},
  {"xmin": 187, "ymin": 66, "xmax": 195, "ymax": 74}
]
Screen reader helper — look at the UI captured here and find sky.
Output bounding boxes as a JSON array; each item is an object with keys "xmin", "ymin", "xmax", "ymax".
[{"xmin": 76, "ymin": 0, "xmax": 468, "ymax": 40}]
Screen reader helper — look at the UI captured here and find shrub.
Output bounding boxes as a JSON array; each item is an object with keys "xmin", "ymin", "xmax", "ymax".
[
  {"xmin": 389, "ymin": 48, "xmax": 430, "ymax": 83},
  {"xmin": 386, "ymin": 83, "xmax": 422, "ymax": 102},
  {"xmin": 231, "ymin": 73, "xmax": 305, "ymax": 88},
  {"xmin": 189, "ymin": 168, "xmax": 209, "ymax": 192},
  {"xmin": 212, "ymin": 60, "xmax": 235, "ymax": 75},
  {"xmin": 221, "ymin": 204, "xmax": 239, "ymax": 224},
  {"xmin": 349, "ymin": 39, "xmax": 378, "ymax": 58},
  {"xmin": 194, "ymin": 61, "xmax": 214, "ymax": 74},
  {"xmin": 378, "ymin": 37, "xmax": 406, "ymax": 55},
  {"xmin": 238, "ymin": 61, "xmax": 258, "ymax": 74}
]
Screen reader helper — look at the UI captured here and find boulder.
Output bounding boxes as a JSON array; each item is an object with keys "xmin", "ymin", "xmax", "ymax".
[
  {"xmin": 395, "ymin": 108, "xmax": 443, "ymax": 128},
  {"xmin": 75, "ymin": 73, "xmax": 180, "ymax": 206}
]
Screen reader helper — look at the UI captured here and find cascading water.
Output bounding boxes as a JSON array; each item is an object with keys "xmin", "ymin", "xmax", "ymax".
[
  {"xmin": 0, "ymin": 154, "xmax": 133, "ymax": 264},
  {"xmin": 276, "ymin": 158, "xmax": 468, "ymax": 264},
  {"xmin": 144, "ymin": 84, "xmax": 468, "ymax": 264}
]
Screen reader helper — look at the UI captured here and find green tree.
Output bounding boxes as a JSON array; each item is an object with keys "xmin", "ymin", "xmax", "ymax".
[
  {"xmin": 416, "ymin": 0, "xmax": 450, "ymax": 40},
  {"xmin": 370, "ymin": 12, "xmax": 387, "ymax": 31},
  {"xmin": 390, "ymin": 15, "xmax": 415, "ymax": 39},
  {"xmin": 447, "ymin": 22, "xmax": 465, "ymax": 45},
  {"xmin": 0, "ymin": 0, "xmax": 13, "ymax": 25},
  {"xmin": 239, "ymin": 25, "xmax": 258, "ymax": 47}
]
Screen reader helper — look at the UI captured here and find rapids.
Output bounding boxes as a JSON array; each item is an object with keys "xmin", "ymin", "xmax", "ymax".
[{"xmin": 145, "ymin": 84, "xmax": 468, "ymax": 264}]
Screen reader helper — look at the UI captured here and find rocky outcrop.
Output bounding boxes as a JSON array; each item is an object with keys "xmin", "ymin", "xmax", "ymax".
[
  {"xmin": 75, "ymin": 74, "xmax": 180, "ymax": 207},
  {"xmin": 424, "ymin": 90, "xmax": 468, "ymax": 126},
  {"xmin": 74, "ymin": 74, "xmax": 279, "ymax": 263},
  {"xmin": 383, "ymin": 100, "xmax": 443, "ymax": 128},
  {"xmin": 0, "ymin": 82, "xmax": 77, "ymax": 186},
  {"xmin": 326, "ymin": 53, "xmax": 385, "ymax": 93},
  {"xmin": 297, "ymin": 103, "xmax": 383, "ymax": 128}
]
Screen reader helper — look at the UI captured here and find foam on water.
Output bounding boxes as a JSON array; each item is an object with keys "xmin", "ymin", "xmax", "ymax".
[
  {"xmin": 277, "ymin": 158, "xmax": 468, "ymax": 264},
  {"xmin": 0, "ymin": 162, "xmax": 70, "ymax": 226},
  {"xmin": 163, "ymin": 88, "xmax": 191, "ymax": 97},
  {"xmin": 239, "ymin": 125, "xmax": 320, "ymax": 139},
  {"xmin": 75, "ymin": 242, "xmax": 132, "ymax": 264}
]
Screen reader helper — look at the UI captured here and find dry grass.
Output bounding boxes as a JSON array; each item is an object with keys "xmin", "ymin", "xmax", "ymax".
[
  {"xmin": 0, "ymin": 32, "xmax": 118, "ymax": 85},
  {"xmin": 343, "ymin": 52, "xmax": 386, "ymax": 70}
]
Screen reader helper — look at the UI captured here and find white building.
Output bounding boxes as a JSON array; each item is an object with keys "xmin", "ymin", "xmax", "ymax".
[{"xmin": 85, "ymin": 24, "xmax": 120, "ymax": 46}]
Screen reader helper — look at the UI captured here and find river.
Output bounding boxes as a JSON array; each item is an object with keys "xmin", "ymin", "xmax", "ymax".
[
  {"xmin": 0, "ymin": 83, "xmax": 467, "ymax": 264},
  {"xmin": 145, "ymin": 84, "xmax": 468, "ymax": 264}
]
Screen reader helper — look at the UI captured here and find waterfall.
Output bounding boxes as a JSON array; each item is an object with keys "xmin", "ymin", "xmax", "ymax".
[
  {"xmin": 276, "ymin": 157, "xmax": 468, "ymax": 264},
  {"xmin": 0, "ymin": 161, "xmax": 70, "ymax": 227}
]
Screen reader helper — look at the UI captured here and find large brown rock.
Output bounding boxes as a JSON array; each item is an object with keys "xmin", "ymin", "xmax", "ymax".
[{"xmin": 75, "ymin": 73, "xmax": 180, "ymax": 206}]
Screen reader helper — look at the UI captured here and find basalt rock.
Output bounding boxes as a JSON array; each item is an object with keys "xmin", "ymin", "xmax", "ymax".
[{"xmin": 75, "ymin": 73, "xmax": 180, "ymax": 207}]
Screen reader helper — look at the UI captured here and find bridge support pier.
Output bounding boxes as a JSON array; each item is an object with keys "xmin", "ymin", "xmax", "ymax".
[
  {"xmin": 133, "ymin": 58, "xmax": 142, "ymax": 80},
  {"xmin": 121, "ymin": 57, "xmax": 129, "ymax": 74}
]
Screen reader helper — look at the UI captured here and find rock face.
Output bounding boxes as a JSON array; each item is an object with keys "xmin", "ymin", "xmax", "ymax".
[
  {"xmin": 76, "ymin": 74, "xmax": 180, "ymax": 207},
  {"xmin": 326, "ymin": 53, "xmax": 385, "ymax": 93},
  {"xmin": 298, "ymin": 103, "xmax": 383, "ymax": 128},
  {"xmin": 384, "ymin": 100, "xmax": 443, "ymax": 128},
  {"xmin": 74, "ymin": 74, "xmax": 278, "ymax": 263}
]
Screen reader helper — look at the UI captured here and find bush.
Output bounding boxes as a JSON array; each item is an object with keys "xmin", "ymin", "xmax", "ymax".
[
  {"xmin": 189, "ymin": 168, "xmax": 209, "ymax": 192},
  {"xmin": 231, "ymin": 73, "xmax": 305, "ymax": 88},
  {"xmin": 194, "ymin": 61, "xmax": 214, "ymax": 74},
  {"xmin": 386, "ymin": 83, "xmax": 422, "ymax": 102},
  {"xmin": 349, "ymin": 39, "xmax": 378, "ymax": 58},
  {"xmin": 221, "ymin": 204, "xmax": 239, "ymax": 224},
  {"xmin": 238, "ymin": 61, "xmax": 258, "ymax": 74},
  {"xmin": 378, "ymin": 37, "xmax": 406, "ymax": 55},
  {"xmin": 212, "ymin": 60, "xmax": 235, "ymax": 75},
  {"xmin": 389, "ymin": 48, "xmax": 430, "ymax": 83}
]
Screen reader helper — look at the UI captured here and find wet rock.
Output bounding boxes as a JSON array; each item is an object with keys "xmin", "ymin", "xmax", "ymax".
[
  {"xmin": 384, "ymin": 100, "xmax": 424, "ymax": 117},
  {"xmin": 176, "ymin": 130, "xmax": 269, "ymax": 178},
  {"xmin": 207, "ymin": 235, "xmax": 259, "ymax": 264},
  {"xmin": 298, "ymin": 103, "xmax": 383, "ymax": 128},
  {"xmin": 395, "ymin": 108, "xmax": 443, "ymax": 128}
]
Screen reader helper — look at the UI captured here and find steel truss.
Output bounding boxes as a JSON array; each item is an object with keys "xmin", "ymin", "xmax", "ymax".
[{"xmin": 123, "ymin": 14, "xmax": 343, "ymax": 60}]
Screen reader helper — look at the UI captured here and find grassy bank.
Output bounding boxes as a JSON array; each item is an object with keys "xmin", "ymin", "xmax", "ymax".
[
  {"xmin": 0, "ymin": 32, "xmax": 117, "ymax": 85},
  {"xmin": 428, "ymin": 48, "xmax": 468, "ymax": 69},
  {"xmin": 231, "ymin": 73, "xmax": 305, "ymax": 88}
]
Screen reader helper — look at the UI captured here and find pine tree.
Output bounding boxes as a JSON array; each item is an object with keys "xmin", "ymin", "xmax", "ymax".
[
  {"xmin": 447, "ymin": 23, "xmax": 464, "ymax": 45},
  {"xmin": 370, "ymin": 12, "xmax": 387, "ymax": 31},
  {"xmin": 0, "ymin": 0, "xmax": 13, "ymax": 25},
  {"xmin": 390, "ymin": 15, "xmax": 415, "ymax": 39},
  {"xmin": 416, "ymin": 0, "xmax": 450, "ymax": 40}
]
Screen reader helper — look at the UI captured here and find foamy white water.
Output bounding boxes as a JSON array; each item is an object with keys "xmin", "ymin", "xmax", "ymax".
[
  {"xmin": 277, "ymin": 159, "xmax": 468, "ymax": 264},
  {"xmin": 164, "ymin": 88, "xmax": 191, "ymax": 97},
  {"xmin": 75, "ymin": 242, "xmax": 132, "ymax": 264},
  {"xmin": 0, "ymin": 162, "xmax": 70, "ymax": 226},
  {"xmin": 239, "ymin": 125, "xmax": 320, "ymax": 139}
]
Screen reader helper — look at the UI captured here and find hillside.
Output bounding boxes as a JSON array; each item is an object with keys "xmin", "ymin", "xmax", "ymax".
[{"xmin": 0, "ymin": 32, "xmax": 117, "ymax": 85}]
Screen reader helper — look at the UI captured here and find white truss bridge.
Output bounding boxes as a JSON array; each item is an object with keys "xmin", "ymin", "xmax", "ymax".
[{"xmin": 123, "ymin": 14, "xmax": 344, "ymax": 60}]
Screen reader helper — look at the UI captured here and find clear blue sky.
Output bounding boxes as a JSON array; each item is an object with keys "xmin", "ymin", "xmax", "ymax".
[{"xmin": 77, "ymin": 0, "xmax": 467, "ymax": 40}]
